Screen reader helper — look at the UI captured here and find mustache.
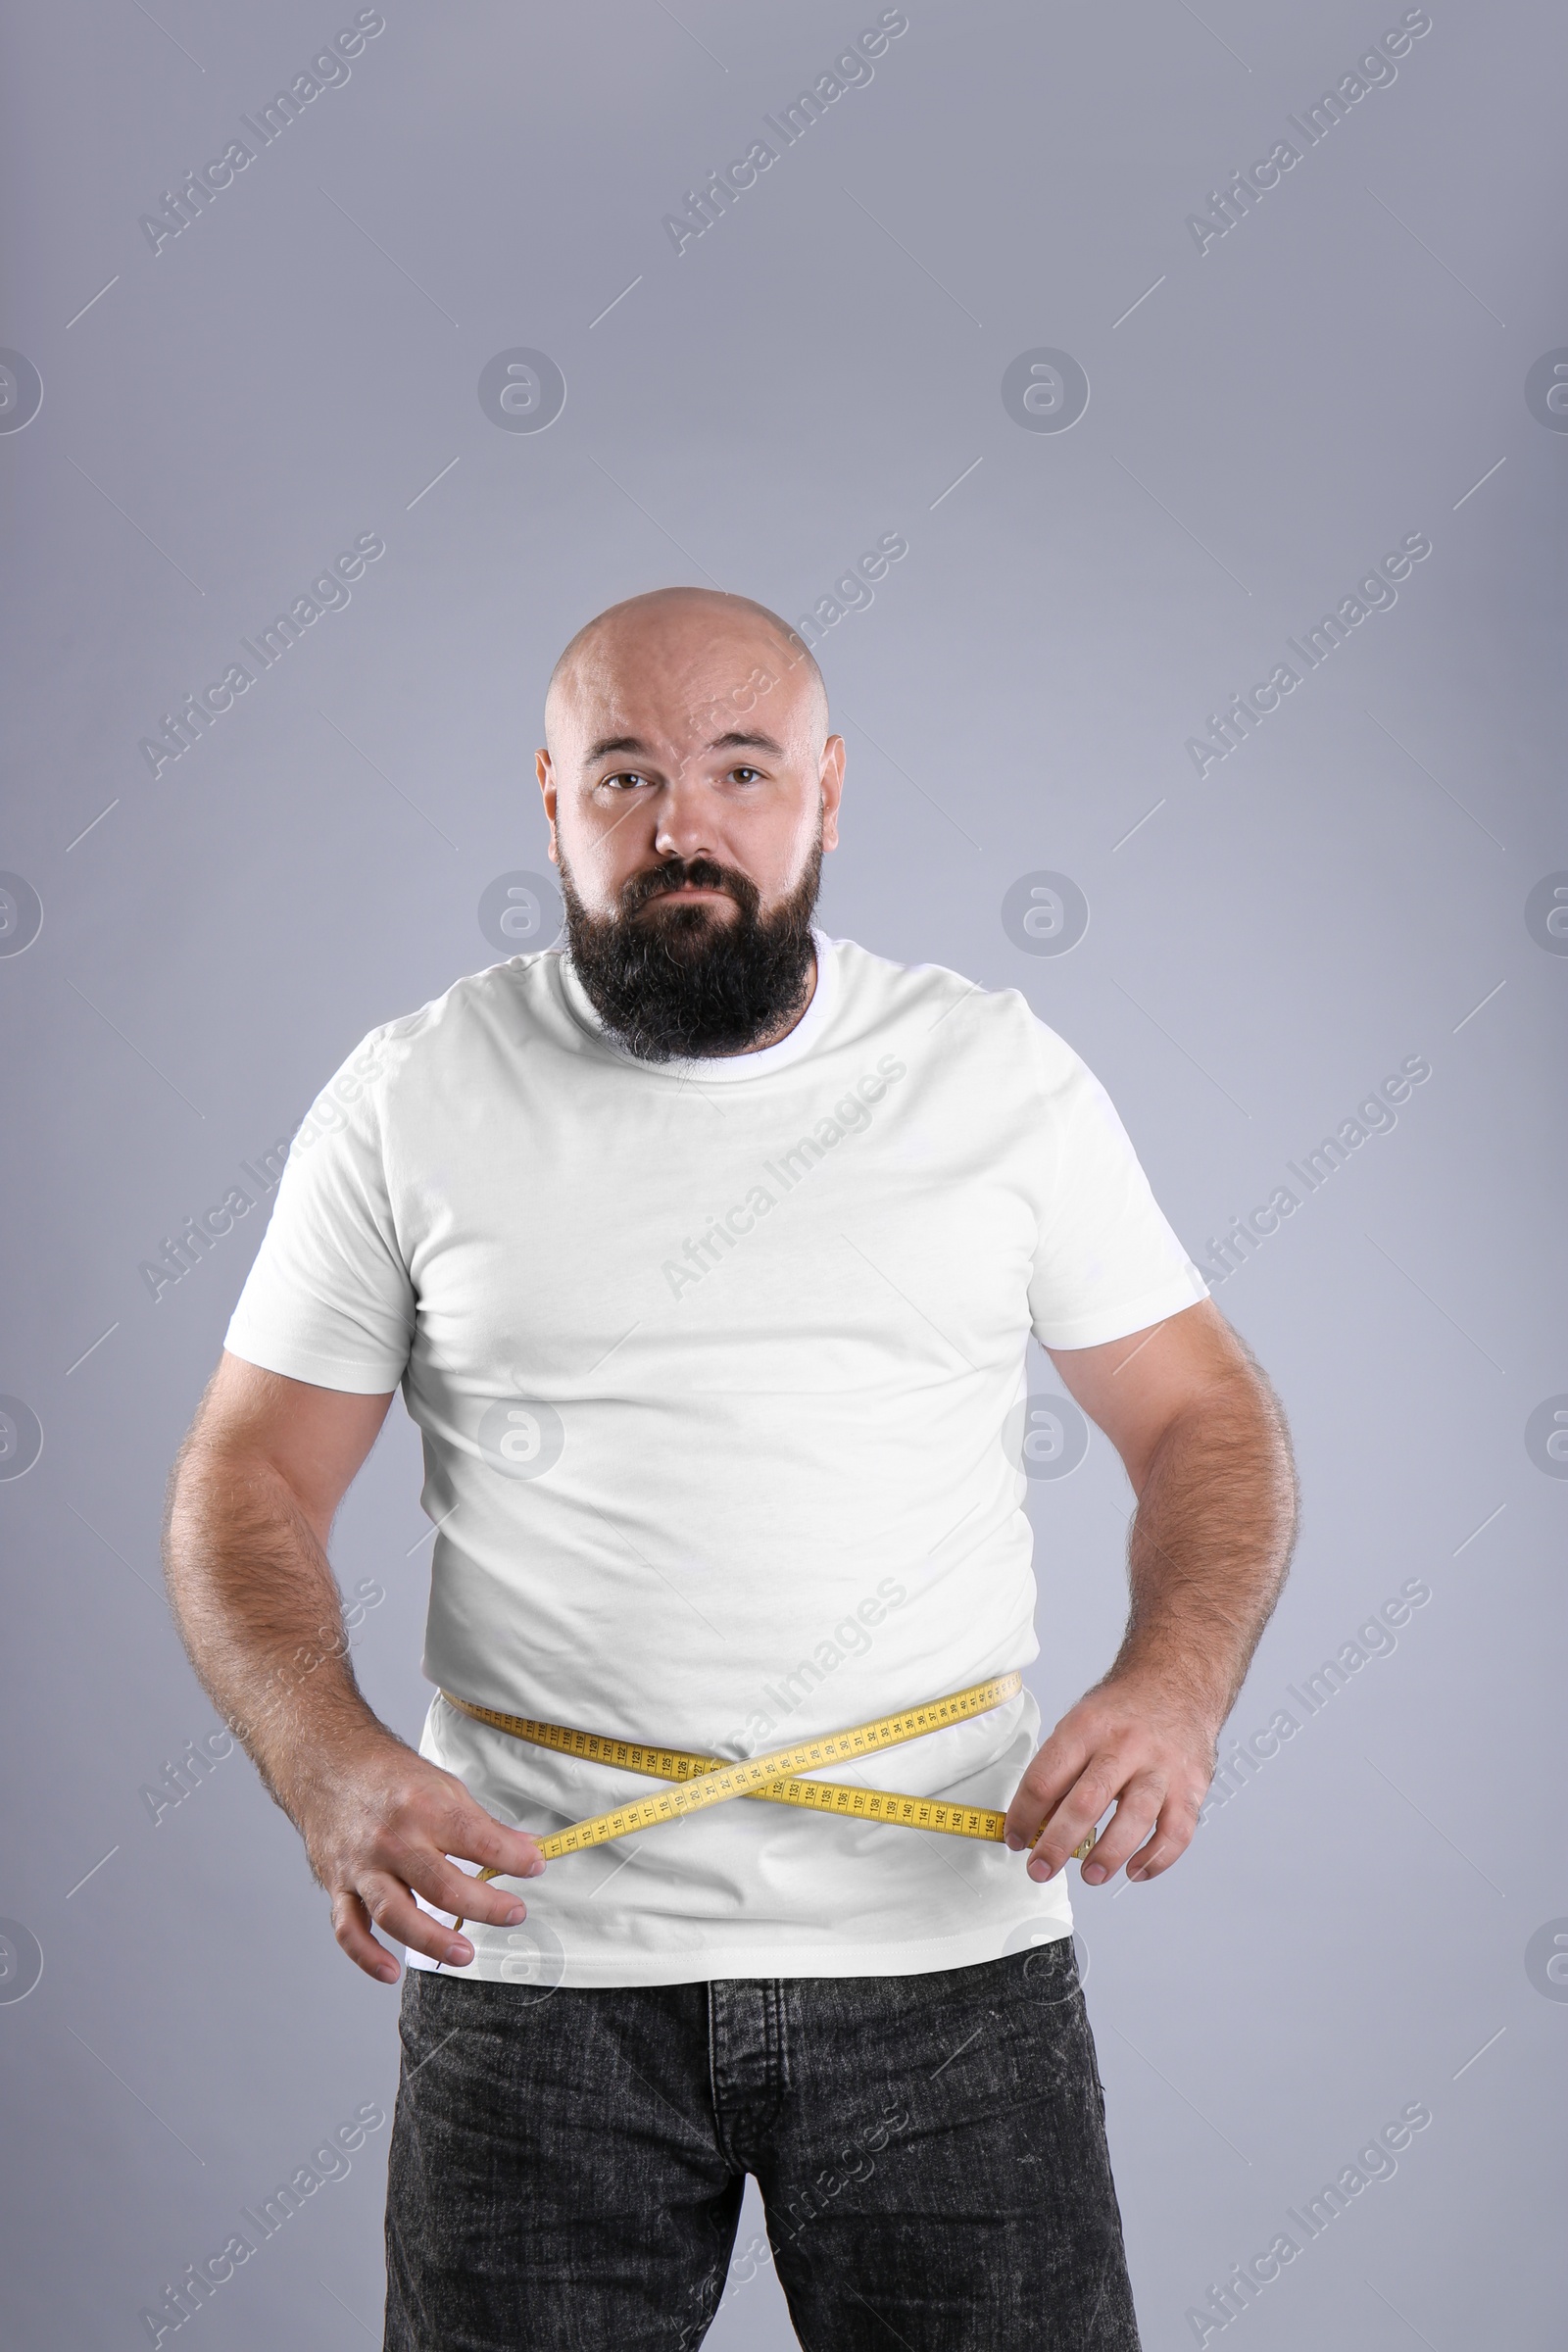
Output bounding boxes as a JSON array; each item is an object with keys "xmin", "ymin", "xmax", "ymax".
[{"xmin": 622, "ymin": 858, "xmax": 761, "ymax": 917}]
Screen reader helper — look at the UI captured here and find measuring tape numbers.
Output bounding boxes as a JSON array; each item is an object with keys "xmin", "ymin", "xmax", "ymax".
[{"xmin": 437, "ymin": 1672, "xmax": 1098, "ymax": 1935}]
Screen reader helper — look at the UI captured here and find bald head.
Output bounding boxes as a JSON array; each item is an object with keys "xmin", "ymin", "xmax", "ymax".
[{"xmin": 544, "ymin": 586, "xmax": 829, "ymax": 757}]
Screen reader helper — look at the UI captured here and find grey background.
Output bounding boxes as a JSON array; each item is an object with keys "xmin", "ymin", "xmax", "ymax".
[{"xmin": 2, "ymin": 2, "xmax": 1564, "ymax": 2344}]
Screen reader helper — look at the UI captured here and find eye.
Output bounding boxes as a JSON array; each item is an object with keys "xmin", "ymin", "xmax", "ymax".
[
  {"xmin": 598, "ymin": 770, "xmax": 653, "ymax": 792},
  {"xmin": 728, "ymin": 765, "xmax": 764, "ymax": 785}
]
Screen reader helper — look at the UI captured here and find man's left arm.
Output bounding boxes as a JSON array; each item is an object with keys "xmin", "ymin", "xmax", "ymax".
[{"xmin": 1003, "ymin": 1298, "xmax": 1298, "ymax": 1887}]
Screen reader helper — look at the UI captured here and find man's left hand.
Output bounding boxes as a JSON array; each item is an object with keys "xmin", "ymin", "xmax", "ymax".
[{"xmin": 1002, "ymin": 1672, "xmax": 1216, "ymax": 1886}]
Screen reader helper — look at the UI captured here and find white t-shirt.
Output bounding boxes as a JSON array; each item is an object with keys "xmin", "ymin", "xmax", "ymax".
[{"xmin": 223, "ymin": 929, "xmax": 1208, "ymax": 1986}]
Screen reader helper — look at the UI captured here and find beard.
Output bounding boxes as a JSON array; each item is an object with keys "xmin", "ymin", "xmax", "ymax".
[{"xmin": 557, "ymin": 828, "xmax": 823, "ymax": 1062}]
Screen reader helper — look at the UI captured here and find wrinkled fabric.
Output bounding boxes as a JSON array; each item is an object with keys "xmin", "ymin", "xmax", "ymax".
[{"xmin": 384, "ymin": 1942, "xmax": 1141, "ymax": 2350}]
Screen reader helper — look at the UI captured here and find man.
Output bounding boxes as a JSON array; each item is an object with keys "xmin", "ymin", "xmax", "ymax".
[{"xmin": 164, "ymin": 587, "xmax": 1297, "ymax": 2350}]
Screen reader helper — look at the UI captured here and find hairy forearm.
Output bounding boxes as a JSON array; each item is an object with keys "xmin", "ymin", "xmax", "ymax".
[
  {"xmin": 161, "ymin": 1441, "xmax": 392, "ymax": 1825},
  {"xmin": 1105, "ymin": 1364, "xmax": 1298, "ymax": 1729}
]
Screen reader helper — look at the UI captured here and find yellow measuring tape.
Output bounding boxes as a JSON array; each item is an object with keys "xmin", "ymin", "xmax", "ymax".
[{"xmin": 439, "ymin": 1672, "xmax": 1096, "ymax": 1934}]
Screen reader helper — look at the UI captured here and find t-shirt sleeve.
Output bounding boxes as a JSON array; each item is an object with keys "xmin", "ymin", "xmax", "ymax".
[
  {"xmin": 1027, "ymin": 1034, "xmax": 1209, "ymax": 1351},
  {"xmin": 223, "ymin": 1038, "xmax": 416, "ymax": 1395}
]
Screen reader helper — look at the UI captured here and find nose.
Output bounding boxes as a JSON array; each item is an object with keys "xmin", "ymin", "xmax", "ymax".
[{"xmin": 651, "ymin": 763, "xmax": 721, "ymax": 866}]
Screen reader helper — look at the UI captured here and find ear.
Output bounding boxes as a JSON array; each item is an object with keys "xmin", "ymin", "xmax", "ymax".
[
  {"xmin": 535, "ymin": 748, "xmax": 560, "ymax": 863},
  {"xmin": 819, "ymin": 734, "xmax": 846, "ymax": 853}
]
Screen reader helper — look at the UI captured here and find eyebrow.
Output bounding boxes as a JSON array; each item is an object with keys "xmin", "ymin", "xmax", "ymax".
[
  {"xmin": 583, "ymin": 735, "xmax": 649, "ymax": 764},
  {"xmin": 708, "ymin": 730, "xmax": 785, "ymax": 758},
  {"xmin": 581, "ymin": 728, "xmax": 787, "ymax": 768}
]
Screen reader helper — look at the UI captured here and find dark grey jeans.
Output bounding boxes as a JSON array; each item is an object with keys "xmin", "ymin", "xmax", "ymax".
[{"xmin": 383, "ymin": 1940, "xmax": 1141, "ymax": 2350}]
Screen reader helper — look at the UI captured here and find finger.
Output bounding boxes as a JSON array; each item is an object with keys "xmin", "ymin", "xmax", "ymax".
[
  {"xmin": 375, "ymin": 1792, "xmax": 542, "ymax": 1923},
  {"xmin": 1076, "ymin": 1772, "xmax": 1165, "ymax": 1886},
  {"xmin": 1024, "ymin": 1758, "xmax": 1124, "ymax": 1880},
  {"xmin": 397, "ymin": 1784, "xmax": 546, "ymax": 1887},
  {"xmin": 1125, "ymin": 1798, "xmax": 1201, "ymax": 1884},
  {"xmin": 354, "ymin": 1870, "xmax": 482, "ymax": 1971},
  {"xmin": 331, "ymin": 1888, "xmax": 403, "ymax": 1984},
  {"xmin": 1002, "ymin": 1727, "xmax": 1094, "ymax": 1852},
  {"xmin": 394, "ymin": 1845, "xmax": 531, "ymax": 1933},
  {"xmin": 443, "ymin": 1797, "xmax": 548, "ymax": 1885}
]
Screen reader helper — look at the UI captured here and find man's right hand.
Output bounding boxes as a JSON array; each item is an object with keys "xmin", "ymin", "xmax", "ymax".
[
  {"xmin": 162, "ymin": 1359, "xmax": 551, "ymax": 1983},
  {"xmin": 294, "ymin": 1731, "xmax": 548, "ymax": 1982}
]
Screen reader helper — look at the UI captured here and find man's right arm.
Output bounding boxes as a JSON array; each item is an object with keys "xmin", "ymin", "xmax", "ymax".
[{"xmin": 162, "ymin": 1350, "xmax": 546, "ymax": 1982}]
